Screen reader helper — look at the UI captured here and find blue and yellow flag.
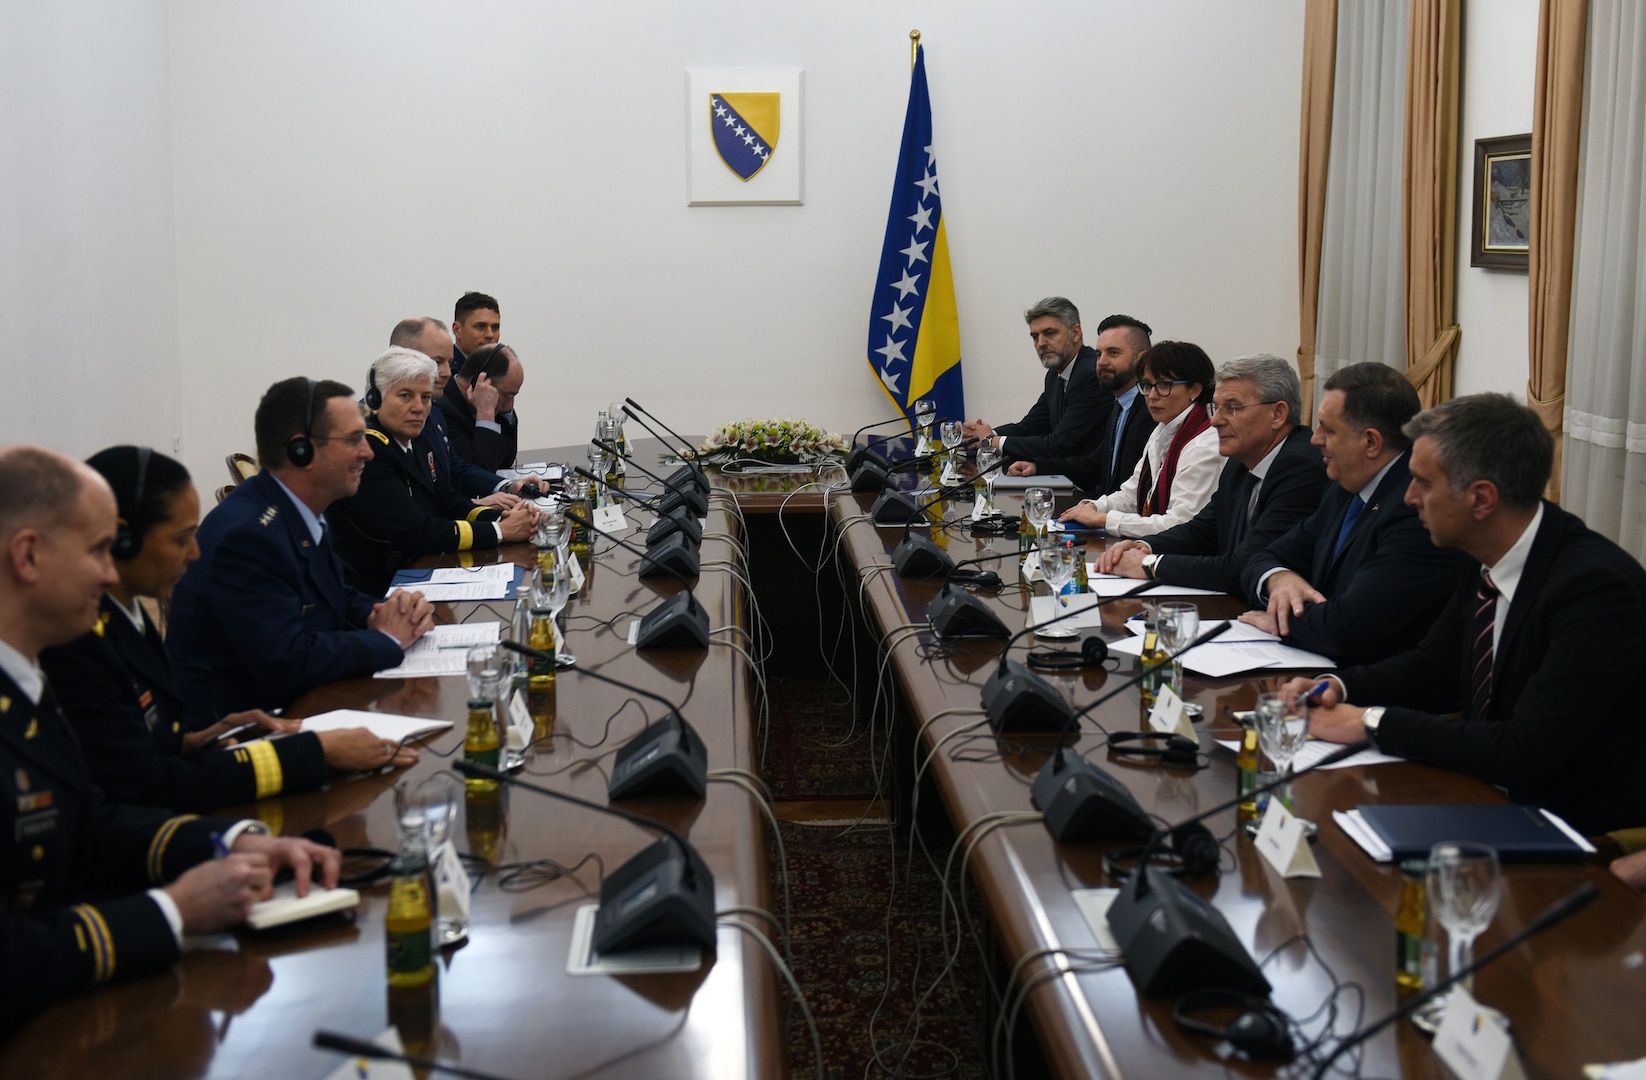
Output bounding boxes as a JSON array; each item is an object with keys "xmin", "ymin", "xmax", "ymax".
[{"xmin": 866, "ymin": 44, "xmax": 963, "ymax": 430}]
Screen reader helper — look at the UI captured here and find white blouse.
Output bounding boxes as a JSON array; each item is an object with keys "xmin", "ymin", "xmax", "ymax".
[{"xmin": 1081, "ymin": 408, "xmax": 1223, "ymax": 538}]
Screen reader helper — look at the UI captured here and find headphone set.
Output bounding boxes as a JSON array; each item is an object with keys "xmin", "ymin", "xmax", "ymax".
[
  {"xmin": 285, "ymin": 378, "xmax": 319, "ymax": 468},
  {"xmin": 1105, "ymin": 730, "xmax": 1208, "ymax": 770},
  {"xmin": 459, "ymin": 343, "xmax": 510, "ymax": 385},
  {"xmin": 364, "ymin": 363, "xmax": 383, "ymax": 411},
  {"xmin": 1172, "ymin": 988, "xmax": 1296, "ymax": 1060},
  {"xmin": 1025, "ymin": 634, "xmax": 1114, "ymax": 672},
  {"xmin": 111, "ymin": 446, "xmax": 152, "ymax": 561},
  {"xmin": 971, "ymin": 513, "xmax": 1020, "ymax": 535}
]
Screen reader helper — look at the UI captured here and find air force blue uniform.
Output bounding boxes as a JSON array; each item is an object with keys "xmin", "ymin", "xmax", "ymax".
[{"xmin": 166, "ymin": 470, "xmax": 404, "ymax": 729}]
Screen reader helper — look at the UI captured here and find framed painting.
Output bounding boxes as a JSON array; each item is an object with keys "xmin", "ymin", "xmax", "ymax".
[{"xmin": 1470, "ymin": 134, "xmax": 1531, "ymax": 270}]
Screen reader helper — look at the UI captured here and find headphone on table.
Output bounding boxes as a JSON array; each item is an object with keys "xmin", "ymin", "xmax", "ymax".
[
  {"xmin": 1106, "ymin": 730, "xmax": 1206, "ymax": 769},
  {"xmin": 285, "ymin": 378, "xmax": 319, "ymax": 468},
  {"xmin": 1172, "ymin": 988, "xmax": 1295, "ymax": 1061},
  {"xmin": 111, "ymin": 446, "xmax": 152, "ymax": 561},
  {"xmin": 1026, "ymin": 635, "xmax": 1113, "ymax": 671}
]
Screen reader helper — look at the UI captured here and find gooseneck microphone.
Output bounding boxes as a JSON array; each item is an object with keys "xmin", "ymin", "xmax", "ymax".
[
  {"xmin": 561, "ymin": 508, "xmax": 707, "ymax": 648},
  {"xmin": 845, "ymin": 414, "xmax": 917, "ymax": 473},
  {"xmin": 313, "ymin": 1031, "xmax": 514, "ymax": 1080},
  {"xmin": 591, "ymin": 438, "xmax": 707, "ymax": 515},
  {"xmin": 890, "ymin": 453, "xmax": 1014, "ymax": 576},
  {"xmin": 563, "ymin": 506, "xmax": 698, "ymax": 582},
  {"xmin": 1309, "ymin": 882, "xmax": 1600, "ymax": 1079},
  {"xmin": 453, "ymin": 759, "xmax": 716, "ymax": 954},
  {"xmin": 573, "ymin": 464, "xmax": 703, "ymax": 547},
  {"xmin": 860, "ymin": 434, "xmax": 981, "ymax": 504},
  {"xmin": 621, "ymin": 398, "xmax": 709, "ymax": 494},
  {"xmin": 1104, "ymin": 737, "xmax": 1374, "ymax": 997},
  {"xmin": 501, "ymin": 641, "xmax": 705, "ymax": 800}
]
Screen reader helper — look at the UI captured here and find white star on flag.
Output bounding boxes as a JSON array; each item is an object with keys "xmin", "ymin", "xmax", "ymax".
[
  {"xmin": 874, "ymin": 335, "xmax": 908, "ymax": 365},
  {"xmin": 881, "ymin": 303, "xmax": 913, "ymax": 332},
  {"xmin": 914, "ymin": 171, "xmax": 939, "ymax": 200},
  {"xmin": 888, "ymin": 269, "xmax": 921, "ymax": 299},
  {"xmin": 925, "ymin": 143, "xmax": 935, "ymax": 167},
  {"xmin": 907, "ymin": 202, "xmax": 934, "ymax": 234},
  {"xmin": 880, "ymin": 367, "xmax": 902, "ymax": 393},
  {"xmin": 900, "ymin": 237, "xmax": 930, "ymax": 265}
]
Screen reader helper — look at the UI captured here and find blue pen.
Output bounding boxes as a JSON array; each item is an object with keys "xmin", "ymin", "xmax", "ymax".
[
  {"xmin": 210, "ymin": 832, "xmax": 230, "ymax": 860},
  {"xmin": 1306, "ymin": 680, "xmax": 1333, "ymax": 702}
]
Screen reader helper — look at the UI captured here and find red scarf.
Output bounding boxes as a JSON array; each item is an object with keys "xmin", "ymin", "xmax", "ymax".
[{"xmin": 1143, "ymin": 406, "xmax": 1212, "ymax": 515}]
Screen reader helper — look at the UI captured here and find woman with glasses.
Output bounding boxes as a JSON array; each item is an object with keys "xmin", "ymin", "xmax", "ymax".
[
  {"xmin": 1059, "ymin": 341, "xmax": 1220, "ymax": 536},
  {"xmin": 331, "ymin": 348, "xmax": 539, "ymax": 594},
  {"xmin": 39, "ymin": 447, "xmax": 418, "ymax": 814}
]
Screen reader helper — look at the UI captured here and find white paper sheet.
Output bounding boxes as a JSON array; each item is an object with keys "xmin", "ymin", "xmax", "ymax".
[
  {"xmin": 1214, "ymin": 737, "xmax": 1404, "ymax": 771},
  {"xmin": 427, "ymin": 565, "xmax": 515, "ymax": 583},
  {"xmin": 1027, "ymin": 593, "xmax": 1108, "ymax": 630},
  {"xmin": 1085, "ymin": 572, "xmax": 1222, "ymax": 598},
  {"xmin": 296, "ymin": 708, "xmax": 452, "ymax": 743},
  {"xmin": 1111, "ymin": 618, "xmax": 1336, "ymax": 676},
  {"xmin": 388, "ymin": 580, "xmax": 509, "ymax": 602}
]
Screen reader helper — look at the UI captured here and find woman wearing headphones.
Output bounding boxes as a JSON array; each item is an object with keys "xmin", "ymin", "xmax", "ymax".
[
  {"xmin": 1059, "ymin": 340, "xmax": 1222, "ymax": 537},
  {"xmin": 39, "ymin": 446, "xmax": 418, "ymax": 814},
  {"xmin": 330, "ymin": 347, "xmax": 537, "ymax": 595}
]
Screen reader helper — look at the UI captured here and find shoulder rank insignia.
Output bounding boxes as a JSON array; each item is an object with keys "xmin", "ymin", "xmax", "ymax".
[
  {"xmin": 92, "ymin": 612, "xmax": 110, "ymax": 637},
  {"xmin": 366, "ymin": 429, "xmax": 390, "ymax": 446},
  {"xmin": 259, "ymin": 506, "xmax": 279, "ymax": 527},
  {"xmin": 24, "ymin": 717, "xmax": 37, "ymax": 740},
  {"xmin": 0, "ymin": 695, "xmax": 10, "ymax": 714}
]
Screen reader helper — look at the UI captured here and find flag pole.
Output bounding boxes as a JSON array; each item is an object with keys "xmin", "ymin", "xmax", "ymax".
[{"xmin": 910, "ymin": 29, "xmax": 920, "ymax": 68}]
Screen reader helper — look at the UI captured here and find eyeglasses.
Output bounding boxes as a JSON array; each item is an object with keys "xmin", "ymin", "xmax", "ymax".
[
  {"xmin": 1138, "ymin": 380, "xmax": 1188, "ymax": 397},
  {"xmin": 1205, "ymin": 400, "xmax": 1282, "ymax": 419}
]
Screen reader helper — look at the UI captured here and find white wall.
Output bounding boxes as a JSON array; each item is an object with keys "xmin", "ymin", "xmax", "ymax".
[
  {"xmin": 163, "ymin": 0, "xmax": 1305, "ymax": 480},
  {"xmin": 1453, "ymin": 0, "xmax": 1538, "ymax": 398},
  {"xmin": 0, "ymin": 0, "xmax": 184, "ymax": 461}
]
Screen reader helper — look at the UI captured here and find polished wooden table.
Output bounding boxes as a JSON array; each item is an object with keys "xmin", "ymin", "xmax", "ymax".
[
  {"xmin": 827, "ymin": 482, "xmax": 1646, "ymax": 1078},
  {"xmin": 2, "ymin": 449, "xmax": 782, "ymax": 1079}
]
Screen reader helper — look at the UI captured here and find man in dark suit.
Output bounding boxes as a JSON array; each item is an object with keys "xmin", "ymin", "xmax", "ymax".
[
  {"xmin": 166, "ymin": 377, "xmax": 435, "ymax": 728},
  {"xmin": 450, "ymin": 290, "xmax": 501, "ymax": 370},
  {"xmin": 1004, "ymin": 313, "xmax": 1156, "ymax": 496},
  {"xmin": 436, "ymin": 342, "xmax": 525, "ymax": 473},
  {"xmin": 961, "ymin": 297, "xmax": 1111, "ymax": 461},
  {"xmin": 1096, "ymin": 354, "xmax": 1329, "ymax": 594},
  {"xmin": 0, "ymin": 445, "xmax": 339, "ymax": 1035},
  {"xmin": 1287, "ymin": 394, "xmax": 1646, "ymax": 834},
  {"xmin": 1240, "ymin": 361, "xmax": 1462, "ymax": 665}
]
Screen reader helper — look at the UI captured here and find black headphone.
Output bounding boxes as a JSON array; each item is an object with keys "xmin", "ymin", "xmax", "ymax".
[
  {"xmin": 1172, "ymin": 989, "xmax": 1295, "ymax": 1061},
  {"xmin": 1106, "ymin": 730, "xmax": 1205, "ymax": 769},
  {"xmin": 285, "ymin": 378, "xmax": 318, "ymax": 468},
  {"xmin": 1026, "ymin": 635, "xmax": 1112, "ymax": 671},
  {"xmin": 364, "ymin": 361, "xmax": 382, "ymax": 411},
  {"xmin": 458, "ymin": 342, "xmax": 510, "ymax": 384},
  {"xmin": 111, "ymin": 446, "xmax": 152, "ymax": 561}
]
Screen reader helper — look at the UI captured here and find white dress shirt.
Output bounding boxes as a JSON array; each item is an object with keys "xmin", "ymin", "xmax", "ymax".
[{"xmin": 1081, "ymin": 408, "xmax": 1222, "ymax": 538}]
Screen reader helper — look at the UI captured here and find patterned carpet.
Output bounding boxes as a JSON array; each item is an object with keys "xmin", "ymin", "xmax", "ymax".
[{"xmin": 764, "ymin": 677, "xmax": 989, "ymax": 1080}]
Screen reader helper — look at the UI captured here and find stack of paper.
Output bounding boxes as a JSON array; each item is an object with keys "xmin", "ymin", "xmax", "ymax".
[
  {"xmin": 297, "ymin": 709, "xmax": 453, "ymax": 742},
  {"xmin": 1085, "ymin": 572, "xmax": 1222, "ymax": 599},
  {"xmin": 373, "ymin": 621, "xmax": 502, "ymax": 679},
  {"xmin": 389, "ymin": 564, "xmax": 517, "ymax": 602},
  {"xmin": 1108, "ymin": 619, "xmax": 1335, "ymax": 677}
]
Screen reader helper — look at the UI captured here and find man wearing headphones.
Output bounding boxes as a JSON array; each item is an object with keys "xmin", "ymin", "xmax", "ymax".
[
  {"xmin": 436, "ymin": 342, "xmax": 526, "ymax": 473},
  {"xmin": 167, "ymin": 377, "xmax": 435, "ymax": 729}
]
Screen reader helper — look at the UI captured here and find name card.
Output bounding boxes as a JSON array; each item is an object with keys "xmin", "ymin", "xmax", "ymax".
[
  {"xmin": 1433, "ymin": 987, "xmax": 1527, "ymax": 1080},
  {"xmin": 430, "ymin": 838, "xmax": 471, "ymax": 924},
  {"xmin": 1253, "ymin": 799, "xmax": 1322, "ymax": 878},
  {"xmin": 1147, "ymin": 685, "xmax": 1196, "ymax": 739},
  {"xmin": 567, "ymin": 552, "xmax": 586, "ymax": 593},
  {"xmin": 506, "ymin": 688, "xmax": 534, "ymax": 751},
  {"xmin": 592, "ymin": 505, "xmax": 628, "ymax": 535}
]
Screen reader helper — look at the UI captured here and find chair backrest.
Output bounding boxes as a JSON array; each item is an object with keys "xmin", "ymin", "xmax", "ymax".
[
  {"xmin": 226, "ymin": 453, "xmax": 259, "ymax": 484},
  {"xmin": 216, "ymin": 484, "xmax": 235, "ymax": 504}
]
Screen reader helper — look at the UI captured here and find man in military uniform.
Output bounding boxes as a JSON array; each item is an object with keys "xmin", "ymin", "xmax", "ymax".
[
  {"xmin": 0, "ymin": 445, "xmax": 340, "ymax": 1036},
  {"xmin": 166, "ymin": 377, "xmax": 436, "ymax": 728}
]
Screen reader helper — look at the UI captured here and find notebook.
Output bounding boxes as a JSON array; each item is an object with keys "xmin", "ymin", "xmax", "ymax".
[
  {"xmin": 246, "ymin": 883, "xmax": 361, "ymax": 930},
  {"xmin": 1342, "ymin": 804, "xmax": 1594, "ymax": 864}
]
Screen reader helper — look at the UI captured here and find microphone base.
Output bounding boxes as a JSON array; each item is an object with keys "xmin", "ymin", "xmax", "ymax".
[
  {"xmin": 851, "ymin": 460, "xmax": 892, "ymax": 492},
  {"xmin": 638, "ymin": 533, "xmax": 700, "ymax": 579},
  {"xmin": 645, "ymin": 510, "xmax": 703, "ymax": 547},
  {"xmin": 1107, "ymin": 865, "xmax": 1271, "ymax": 997},
  {"xmin": 892, "ymin": 533, "xmax": 954, "ymax": 578},
  {"xmin": 928, "ymin": 586, "xmax": 1011, "ymax": 640},
  {"xmin": 869, "ymin": 488, "xmax": 926, "ymax": 525},
  {"xmin": 666, "ymin": 463, "xmax": 711, "ymax": 495},
  {"xmin": 594, "ymin": 837, "xmax": 717, "ymax": 955},
  {"xmin": 982, "ymin": 659, "xmax": 1076, "ymax": 732},
  {"xmin": 845, "ymin": 445, "xmax": 891, "ymax": 475},
  {"xmin": 658, "ymin": 485, "xmax": 710, "ymax": 517},
  {"xmin": 636, "ymin": 591, "xmax": 710, "ymax": 649},
  {"xmin": 1030, "ymin": 749, "xmax": 1153, "ymax": 842},
  {"xmin": 610, "ymin": 715, "xmax": 708, "ymax": 800}
]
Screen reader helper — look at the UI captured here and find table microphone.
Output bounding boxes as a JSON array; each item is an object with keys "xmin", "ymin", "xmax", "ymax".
[
  {"xmin": 1309, "ymin": 882, "xmax": 1599, "ymax": 1079},
  {"xmin": 925, "ymin": 548, "xmax": 1041, "ymax": 639},
  {"xmin": 987, "ymin": 590, "xmax": 1222, "ymax": 735},
  {"xmin": 501, "ymin": 640, "xmax": 705, "ymax": 799},
  {"xmin": 574, "ymin": 464, "xmax": 703, "ymax": 547},
  {"xmin": 313, "ymin": 1030, "xmax": 514, "ymax": 1080},
  {"xmin": 892, "ymin": 454, "xmax": 1013, "ymax": 577},
  {"xmin": 1105, "ymin": 738, "xmax": 1374, "ymax": 997},
  {"xmin": 845, "ymin": 414, "xmax": 916, "ymax": 473},
  {"xmin": 563, "ymin": 505, "xmax": 698, "ymax": 581},
  {"xmin": 859, "ymin": 435, "xmax": 981, "ymax": 503},
  {"xmin": 452, "ymin": 759, "xmax": 716, "ymax": 954},
  {"xmin": 561, "ymin": 509, "xmax": 707, "ymax": 648},
  {"xmin": 591, "ymin": 437, "xmax": 708, "ymax": 516},
  {"xmin": 621, "ymin": 398, "xmax": 709, "ymax": 494}
]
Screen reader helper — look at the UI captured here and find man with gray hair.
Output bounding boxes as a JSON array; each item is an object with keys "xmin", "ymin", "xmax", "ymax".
[
  {"xmin": 961, "ymin": 297, "xmax": 1111, "ymax": 461},
  {"xmin": 1284, "ymin": 393, "xmax": 1646, "ymax": 834},
  {"xmin": 1096, "ymin": 354, "xmax": 1329, "ymax": 594}
]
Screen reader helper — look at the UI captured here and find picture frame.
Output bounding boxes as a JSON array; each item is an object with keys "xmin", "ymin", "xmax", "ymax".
[{"xmin": 1470, "ymin": 133, "xmax": 1532, "ymax": 270}]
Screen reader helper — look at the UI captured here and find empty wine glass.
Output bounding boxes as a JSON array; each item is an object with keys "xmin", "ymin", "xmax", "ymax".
[
  {"xmin": 940, "ymin": 420, "xmax": 964, "ymax": 477},
  {"xmin": 1037, "ymin": 540, "xmax": 1081, "ymax": 645},
  {"xmin": 409, "ymin": 774, "xmax": 468, "ymax": 945},
  {"xmin": 465, "ymin": 645, "xmax": 504, "ymax": 703},
  {"xmin": 1023, "ymin": 487, "xmax": 1053, "ymax": 537},
  {"xmin": 915, "ymin": 399, "xmax": 937, "ymax": 455},
  {"xmin": 1254, "ymin": 691, "xmax": 1309, "ymax": 819},
  {"xmin": 1418, "ymin": 842, "xmax": 1502, "ymax": 1027},
  {"xmin": 1155, "ymin": 602, "xmax": 1200, "ymax": 700},
  {"xmin": 975, "ymin": 445, "xmax": 1002, "ymax": 513}
]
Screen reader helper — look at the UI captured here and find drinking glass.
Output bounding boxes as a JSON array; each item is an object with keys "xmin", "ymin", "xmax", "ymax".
[
  {"xmin": 1429, "ymin": 842, "xmax": 1502, "ymax": 996},
  {"xmin": 915, "ymin": 399, "xmax": 937, "ymax": 455},
  {"xmin": 1155, "ymin": 602, "xmax": 1200, "ymax": 699},
  {"xmin": 547, "ymin": 559, "xmax": 572, "ymax": 661},
  {"xmin": 1023, "ymin": 487, "xmax": 1053, "ymax": 537},
  {"xmin": 1253, "ymin": 691, "xmax": 1309, "ymax": 816},
  {"xmin": 409, "ymin": 774, "xmax": 467, "ymax": 945},
  {"xmin": 586, "ymin": 443, "xmax": 608, "ymax": 500},
  {"xmin": 465, "ymin": 645, "xmax": 504, "ymax": 704},
  {"xmin": 975, "ymin": 445, "xmax": 1002, "ymax": 513},
  {"xmin": 940, "ymin": 420, "xmax": 964, "ymax": 477},
  {"xmin": 536, "ymin": 501, "xmax": 565, "ymax": 548}
]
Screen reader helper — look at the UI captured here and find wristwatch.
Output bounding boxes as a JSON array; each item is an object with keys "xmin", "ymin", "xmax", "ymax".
[
  {"xmin": 1141, "ymin": 554, "xmax": 1161, "ymax": 580},
  {"xmin": 1361, "ymin": 706, "xmax": 1386, "ymax": 744}
]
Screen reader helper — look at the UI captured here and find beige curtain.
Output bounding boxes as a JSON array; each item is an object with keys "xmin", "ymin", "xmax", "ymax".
[
  {"xmin": 1529, "ymin": 0, "xmax": 1588, "ymax": 503},
  {"xmin": 1297, "ymin": 0, "xmax": 1338, "ymax": 425},
  {"xmin": 1401, "ymin": 0, "xmax": 1461, "ymax": 408}
]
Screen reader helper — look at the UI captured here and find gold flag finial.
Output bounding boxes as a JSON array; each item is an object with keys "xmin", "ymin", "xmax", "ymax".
[{"xmin": 910, "ymin": 30, "xmax": 921, "ymax": 68}]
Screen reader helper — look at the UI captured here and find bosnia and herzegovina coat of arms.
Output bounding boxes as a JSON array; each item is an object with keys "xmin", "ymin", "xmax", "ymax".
[{"xmin": 710, "ymin": 93, "xmax": 779, "ymax": 181}]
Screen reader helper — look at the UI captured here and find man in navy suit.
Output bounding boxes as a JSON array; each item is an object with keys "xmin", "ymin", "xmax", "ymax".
[
  {"xmin": 1240, "ymin": 362, "xmax": 1462, "ymax": 665},
  {"xmin": 1096, "ymin": 353, "xmax": 1329, "ymax": 594},
  {"xmin": 961, "ymin": 297, "xmax": 1112, "ymax": 461},
  {"xmin": 1287, "ymin": 395, "xmax": 1646, "ymax": 834},
  {"xmin": 166, "ymin": 377, "xmax": 435, "ymax": 728}
]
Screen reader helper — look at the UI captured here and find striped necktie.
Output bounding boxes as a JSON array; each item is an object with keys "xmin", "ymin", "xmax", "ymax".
[{"xmin": 1469, "ymin": 570, "xmax": 1499, "ymax": 722}]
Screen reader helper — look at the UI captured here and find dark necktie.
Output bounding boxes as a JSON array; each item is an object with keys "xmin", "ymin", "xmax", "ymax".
[
  {"xmin": 1331, "ymin": 495, "xmax": 1365, "ymax": 560},
  {"xmin": 1231, "ymin": 472, "xmax": 1259, "ymax": 545},
  {"xmin": 1470, "ymin": 570, "xmax": 1499, "ymax": 721},
  {"xmin": 1104, "ymin": 403, "xmax": 1124, "ymax": 486},
  {"xmin": 1050, "ymin": 375, "xmax": 1066, "ymax": 426}
]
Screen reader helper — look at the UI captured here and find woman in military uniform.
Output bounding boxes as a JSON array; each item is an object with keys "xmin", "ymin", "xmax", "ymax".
[
  {"xmin": 38, "ymin": 447, "xmax": 418, "ymax": 814},
  {"xmin": 330, "ymin": 347, "xmax": 537, "ymax": 594}
]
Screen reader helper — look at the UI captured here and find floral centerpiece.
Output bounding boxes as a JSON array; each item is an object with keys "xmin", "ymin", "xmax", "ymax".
[{"xmin": 697, "ymin": 417, "xmax": 848, "ymax": 465}]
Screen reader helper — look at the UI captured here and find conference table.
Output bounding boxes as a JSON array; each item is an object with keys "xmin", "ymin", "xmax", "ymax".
[{"xmin": 7, "ymin": 438, "xmax": 1646, "ymax": 1079}]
